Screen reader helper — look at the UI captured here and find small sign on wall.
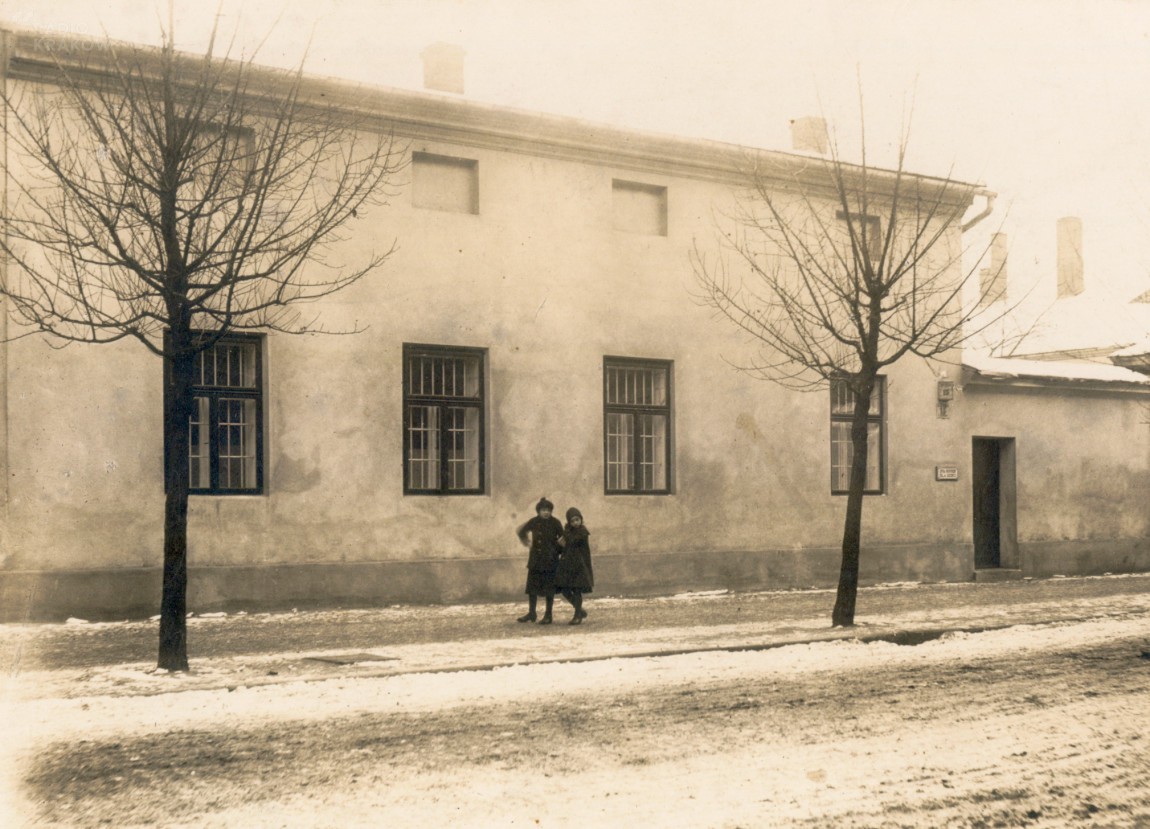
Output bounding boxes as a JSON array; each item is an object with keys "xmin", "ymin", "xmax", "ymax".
[{"xmin": 936, "ymin": 465, "xmax": 960, "ymax": 481}]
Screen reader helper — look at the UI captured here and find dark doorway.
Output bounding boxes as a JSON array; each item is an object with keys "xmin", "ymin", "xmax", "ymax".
[
  {"xmin": 972, "ymin": 437, "xmax": 1018, "ymax": 570},
  {"xmin": 972, "ymin": 439, "xmax": 1001, "ymax": 567}
]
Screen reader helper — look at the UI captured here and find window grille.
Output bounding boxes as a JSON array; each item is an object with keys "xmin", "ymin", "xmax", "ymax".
[
  {"xmin": 604, "ymin": 358, "xmax": 672, "ymax": 494},
  {"xmin": 403, "ymin": 345, "xmax": 486, "ymax": 494},
  {"xmin": 830, "ymin": 378, "xmax": 885, "ymax": 494},
  {"xmin": 176, "ymin": 334, "xmax": 263, "ymax": 495}
]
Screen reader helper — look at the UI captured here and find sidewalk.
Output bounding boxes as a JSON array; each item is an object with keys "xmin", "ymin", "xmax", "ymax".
[{"xmin": 6, "ymin": 573, "xmax": 1150, "ymax": 701}]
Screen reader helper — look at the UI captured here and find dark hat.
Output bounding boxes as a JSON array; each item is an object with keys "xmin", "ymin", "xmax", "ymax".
[
  {"xmin": 566, "ymin": 507, "xmax": 583, "ymax": 523},
  {"xmin": 536, "ymin": 497, "xmax": 554, "ymax": 512}
]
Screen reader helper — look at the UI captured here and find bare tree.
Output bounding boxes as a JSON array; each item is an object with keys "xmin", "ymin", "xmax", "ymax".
[
  {"xmin": 693, "ymin": 123, "xmax": 1000, "ymax": 627},
  {"xmin": 0, "ymin": 28, "xmax": 405, "ymax": 669}
]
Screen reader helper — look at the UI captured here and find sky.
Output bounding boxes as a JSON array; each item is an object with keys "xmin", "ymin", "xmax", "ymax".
[{"xmin": 2, "ymin": 0, "xmax": 1150, "ymax": 314}]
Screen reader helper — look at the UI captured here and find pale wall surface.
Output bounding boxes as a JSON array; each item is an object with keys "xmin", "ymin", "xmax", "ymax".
[
  {"xmin": 959, "ymin": 383, "xmax": 1150, "ymax": 575},
  {"xmin": 2, "ymin": 70, "xmax": 1148, "ymax": 619}
]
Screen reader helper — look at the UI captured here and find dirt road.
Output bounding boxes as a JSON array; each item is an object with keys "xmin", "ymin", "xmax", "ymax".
[{"xmin": 12, "ymin": 614, "xmax": 1150, "ymax": 828}]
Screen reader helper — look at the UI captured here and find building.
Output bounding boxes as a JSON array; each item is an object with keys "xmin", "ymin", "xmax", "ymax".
[{"xmin": 1, "ymin": 29, "xmax": 1147, "ymax": 621}]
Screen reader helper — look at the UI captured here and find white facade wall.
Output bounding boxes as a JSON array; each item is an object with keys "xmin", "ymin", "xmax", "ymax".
[{"xmin": 1, "ymin": 31, "xmax": 1148, "ymax": 618}]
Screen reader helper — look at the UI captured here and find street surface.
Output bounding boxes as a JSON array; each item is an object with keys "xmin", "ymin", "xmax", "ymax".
[{"xmin": 3, "ymin": 575, "xmax": 1150, "ymax": 827}]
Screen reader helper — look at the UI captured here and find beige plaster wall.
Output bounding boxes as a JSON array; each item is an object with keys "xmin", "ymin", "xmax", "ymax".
[
  {"xmin": 959, "ymin": 384, "xmax": 1150, "ymax": 545},
  {"xmin": 2, "ymin": 107, "xmax": 1147, "ymax": 608}
]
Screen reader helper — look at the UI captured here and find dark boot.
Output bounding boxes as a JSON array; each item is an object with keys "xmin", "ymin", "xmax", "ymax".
[
  {"xmin": 539, "ymin": 611, "xmax": 553, "ymax": 624},
  {"xmin": 571, "ymin": 592, "xmax": 586, "ymax": 622},
  {"xmin": 517, "ymin": 611, "xmax": 536, "ymax": 623}
]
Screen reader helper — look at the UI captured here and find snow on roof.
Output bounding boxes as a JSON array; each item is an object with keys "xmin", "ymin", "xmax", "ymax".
[
  {"xmin": 1003, "ymin": 292, "xmax": 1150, "ymax": 357},
  {"xmin": 962, "ymin": 352, "xmax": 1150, "ymax": 386},
  {"xmin": 1111, "ymin": 339, "xmax": 1150, "ymax": 358}
]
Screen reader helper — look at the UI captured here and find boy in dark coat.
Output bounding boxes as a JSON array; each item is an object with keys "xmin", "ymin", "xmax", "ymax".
[
  {"xmin": 555, "ymin": 507, "xmax": 593, "ymax": 625},
  {"xmin": 516, "ymin": 497, "xmax": 564, "ymax": 624}
]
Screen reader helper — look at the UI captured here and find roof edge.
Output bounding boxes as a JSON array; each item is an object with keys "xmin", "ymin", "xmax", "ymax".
[
  {"xmin": 2, "ymin": 25, "xmax": 983, "ymax": 201},
  {"xmin": 962, "ymin": 355, "xmax": 1150, "ymax": 393}
]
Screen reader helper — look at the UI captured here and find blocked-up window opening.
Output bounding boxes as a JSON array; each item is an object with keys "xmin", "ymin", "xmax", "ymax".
[
  {"xmin": 413, "ymin": 152, "xmax": 479, "ymax": 214},
  {"xmin": 836, "ymin": 211, "xmax": 882, "ymax": 263},
  {"xmin": 612, "ymin": 179, "xmax": 667, "ymax": 236},
  {"xmin": 179, "ymin": 120, "xmax": 257, "ymax": 205}
]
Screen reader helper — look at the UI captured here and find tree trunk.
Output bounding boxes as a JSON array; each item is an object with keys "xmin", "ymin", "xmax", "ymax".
[
  {"xmin": 159, "ymin": 345, "xmax": 195, "ymax": 671},
  {"xmin": 832, "ymin": 376, "xmax": 875, "ymax": 627}
]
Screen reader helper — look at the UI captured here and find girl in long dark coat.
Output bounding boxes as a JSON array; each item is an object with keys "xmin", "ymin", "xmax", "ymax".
[
  {"xmin": 515, "ymin": 497, "xmax": 564, "ymax": 624},
  {"xmin": 556, "ymin": 507, "xmax": 594, "ymax": 625}
]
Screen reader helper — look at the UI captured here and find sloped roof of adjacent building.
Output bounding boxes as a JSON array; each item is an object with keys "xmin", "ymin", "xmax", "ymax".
[
  {"xmin": 962, "ymin": 352, "xmax": 1150, "ymax": 390},
  {"xmin": 1003, "ymin": 291, "xmax": 1150, "ymax": 358}
]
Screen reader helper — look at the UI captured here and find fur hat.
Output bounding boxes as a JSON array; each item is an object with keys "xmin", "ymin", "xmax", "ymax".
[
  {"xmin": 566, "ymin": 507, "xmax": 583, "ymax": 523},
  {"xmin": 536, "ymin": 497, "xmax": 554, "ymax": 513}
]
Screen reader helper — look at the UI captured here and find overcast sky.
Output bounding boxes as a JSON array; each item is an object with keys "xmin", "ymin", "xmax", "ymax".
[{"xmin": 3, "ymin": 0, "xmax": 1150, "ymax": 309}]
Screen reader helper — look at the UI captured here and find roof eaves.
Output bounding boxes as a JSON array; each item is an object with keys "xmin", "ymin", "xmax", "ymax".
[
  {"xmin": 2, "ymin": 25, "xmax": 983, "ymax": 201},
  {"xmin": 961, "ymin": 360, "xmax": 1150, "ymax": 393}
]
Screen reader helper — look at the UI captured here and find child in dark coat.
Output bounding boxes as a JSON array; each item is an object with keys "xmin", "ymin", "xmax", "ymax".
[
  {"xmin": 555, "ymin": 507, "xmax": 594, "ymax": 625},
  {"xmin": 515, "ymin": 497, "xmax": 564, "ymax": 624}
]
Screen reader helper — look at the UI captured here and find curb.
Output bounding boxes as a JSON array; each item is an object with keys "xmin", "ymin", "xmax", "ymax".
[{"xmin": 59, "ymin": 612, "xmax": 1144, "ymax": 699}]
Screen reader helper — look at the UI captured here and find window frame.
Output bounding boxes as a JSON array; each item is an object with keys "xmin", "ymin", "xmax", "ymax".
[
  {"xmin": 168, "ymin": 332, "xmax": 266, "ymax": 496},
  {"xmin": 829, "ymin": 376, "xmax": 886, "ymax": 496},
  {"xmin": 402, "ymin": 343, "xmax": 487, "ymax": 496},
  {"xmin": 603, "ymin": 356, "xmax": 674, "ymax": 496}
]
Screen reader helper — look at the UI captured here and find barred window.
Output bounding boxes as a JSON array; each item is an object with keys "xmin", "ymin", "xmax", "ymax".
[
  {"xmin": 604, "ymin": 357, "xmax": 672, "ymax": 494},
  {"xmin": 186, "ymin": 335, "xmax": 263, "ymax": 494},
  {"xmin": 830, "ymin": 377, "xmax": 885, "ymax": 495},
  {"xmin": 403, "ymin": 344, "xmax": 486, "ymax": 495}
]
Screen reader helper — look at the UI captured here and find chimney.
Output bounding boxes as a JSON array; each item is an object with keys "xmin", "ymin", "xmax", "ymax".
[
  {"xmin": 789, "ymin": 116, "xmax": 829, "ymax": 154},
  {"xmin": 1056, "ymin": 216, "xmax": 1084, "ymax": 298},
  {"xmin": 979, "ymin": 232, "xmax": 1008, "ymax": 306},
  {"xmin": 421, "ymin": 43, "xmax": 466, "ymax": 94}
]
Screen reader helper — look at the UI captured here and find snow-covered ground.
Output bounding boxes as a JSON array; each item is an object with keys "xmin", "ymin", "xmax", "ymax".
[
  {"xmin": 5, "ymin": 613, "xmax": 1150, "ymax": 827},
  {"xmin": 8, "ymin": 617, "xmax": 1141, "ymax": 742}
]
